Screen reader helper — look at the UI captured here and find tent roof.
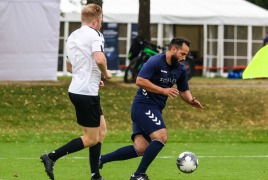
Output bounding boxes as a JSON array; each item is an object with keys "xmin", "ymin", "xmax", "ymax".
[{"xmin": 62, "ymin": 0, "xmax": 268, "ymax": 26}]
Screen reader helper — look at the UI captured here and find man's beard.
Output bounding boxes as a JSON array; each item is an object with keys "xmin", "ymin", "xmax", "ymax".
[{"xmin": 171, "ymin": 54, "xmax": 180, "ymax": 68}]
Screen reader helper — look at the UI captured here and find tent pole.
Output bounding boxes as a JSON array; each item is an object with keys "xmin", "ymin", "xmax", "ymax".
[
  {"xmin": 126, "ymin": 23, "xmax": 132, "ymax": 66},
  {"xmin": 203, "ymin": 24, "xmax": 207, "ymax": 77},
  {"xmin": 63, "ymin": 21, "xmax": 69, "ymax": 76},
  {"xmin": 247, "ymin": 25, "xmax": 252, "ymax": 65},
  {"xmin": 218, "ymin": 24, "xmax": 224, "ymax": 77},
  {"xmin": 157, "ymin": 23, "xmax": 163, "ymax": 52}
]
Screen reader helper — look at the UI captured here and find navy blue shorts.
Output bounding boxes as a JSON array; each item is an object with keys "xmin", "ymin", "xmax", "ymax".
[{"xmin": 131, "ymin": 102, "xmax": 166, "ymax": 142}]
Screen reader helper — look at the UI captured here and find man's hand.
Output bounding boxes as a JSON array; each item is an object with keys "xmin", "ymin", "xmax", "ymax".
[
  {"xmin": 190, "ymin": 97, "xmax": 203, "ymax": 109},
  {"xmin": 104, "ymin": 70, "xmax": 112, "ymax": 79},
  {"xmin": 162, "ymin": 88, "xmax": 179, "ymax": 99},
  {"xmin": 99, "ymin": 81, "xmax": 104, "ymax": 89}
]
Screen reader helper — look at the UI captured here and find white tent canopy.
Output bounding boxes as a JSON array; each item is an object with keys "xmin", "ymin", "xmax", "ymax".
[
  {"xmin": 101, "ymin": 0, "xmax": 268, "ymax": 25},
  {"xmin": 62, "ymin": 0, "xmax": 268, "ymax": 25}
]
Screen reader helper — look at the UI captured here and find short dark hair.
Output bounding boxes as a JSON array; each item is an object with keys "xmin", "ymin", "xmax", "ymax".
[{"xmin": 168, "ymin": 37, "xmax": 190, "ymax": 50}]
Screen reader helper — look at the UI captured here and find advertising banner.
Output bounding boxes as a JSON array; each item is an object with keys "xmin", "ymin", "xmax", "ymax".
[{"xmin": 103, "ymin": 23, "xmax": 119, "ymax": 70}]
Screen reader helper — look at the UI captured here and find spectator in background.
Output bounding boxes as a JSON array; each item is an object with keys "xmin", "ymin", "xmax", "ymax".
[{"xmin": 263, "ymin": 31, "xmax": 268, "ymax": 46}]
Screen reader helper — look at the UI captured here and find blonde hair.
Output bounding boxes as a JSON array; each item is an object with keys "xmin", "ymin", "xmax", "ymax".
[{"xmin": 81, "ymin": 4, "xmax": 102, "ymax": 23}]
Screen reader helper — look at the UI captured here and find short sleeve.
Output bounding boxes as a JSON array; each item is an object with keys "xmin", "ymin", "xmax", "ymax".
[
  {"xmin": 92, "ymin": 35, "xmax": 105, "ymax": 53},
  {"xmin": 176, "ymin": 67, "xmax": 189, "ymax": 92},
  {"xmin": 138, "ymin": 57, "xmax": 159, "ymax": 80}
]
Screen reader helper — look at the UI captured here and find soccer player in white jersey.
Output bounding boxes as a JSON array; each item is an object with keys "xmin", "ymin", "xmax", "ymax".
[{"xmin": 40, "ymin": 4, "xmax": 111, "ymax": 180}]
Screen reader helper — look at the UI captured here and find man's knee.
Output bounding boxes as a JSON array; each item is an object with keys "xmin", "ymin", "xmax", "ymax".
[
  {"xmin": 152, "ymin": 136, "xmax": 167, "ymax": 144},
  {"xmin": 150, "ymin": 129, "xmax": 168, "ymax": 144},
  {"xmin": 157, "ymin": 136, "xmax": 167, "ymax": 144},
  {"xmin": 99, "ymin": 128, "xmax": 106, "ymax": 142},
  {"xmin": 134, "ymin": 135, "xmax": 149, "ymax": 156},
  {"xmin": 81, "ymin": 136, "xmax": 99, "ymax": 148},
  {"xmin": 134, "ymin": 144, "xmax": 147, "ymax": 156}
]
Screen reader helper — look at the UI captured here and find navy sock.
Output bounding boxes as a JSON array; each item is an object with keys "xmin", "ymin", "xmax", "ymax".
[
  {"xmin": 101, "ymin": 145, "xmax": 140, "ymax": 164},
  {"xmin": 90, "ymin": 142, "xmax": 102, "ymax": 178},
  {"xmin": 48, "ymin": 137, "xmax": 84, "ymax": 162},
  {"xmin": 134, "ymin": 140, "xmax": 165, "ymax": 176}
]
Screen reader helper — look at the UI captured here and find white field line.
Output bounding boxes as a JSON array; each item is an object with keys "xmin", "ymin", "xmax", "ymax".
[{"xmin": 1, "ymin": 155, "xmax": 268, "ymax": 160}]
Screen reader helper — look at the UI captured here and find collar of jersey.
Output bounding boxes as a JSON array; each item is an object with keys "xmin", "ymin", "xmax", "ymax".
[{"xmin": 88, "ymin": 26, "xmax": 99, "ymax": 32}]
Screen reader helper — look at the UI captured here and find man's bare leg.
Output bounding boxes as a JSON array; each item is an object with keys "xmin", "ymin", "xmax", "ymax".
[{"xmin": 90, "ymin": 115, "xmax": 106, "ymax": 179}]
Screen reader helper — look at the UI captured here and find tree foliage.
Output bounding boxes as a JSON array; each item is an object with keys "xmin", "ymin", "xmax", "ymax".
[{"xmin": 246, "ymin": 0, "xmax": 268, "ymax": 10}]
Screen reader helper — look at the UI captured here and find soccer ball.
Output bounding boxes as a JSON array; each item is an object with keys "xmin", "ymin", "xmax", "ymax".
[{"xmin": 176, "ymin": 152, "xmax": 198, "ymax": 173}]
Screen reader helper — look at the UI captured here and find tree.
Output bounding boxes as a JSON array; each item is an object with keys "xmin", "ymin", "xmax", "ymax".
[
  {"xmin": 85, "ymin": 0, "xmax": 102, "ymax": 7},
  {"xmin": 138, "ymin": 0, "xmax": 151, "ymax": 41},
  {"xmin": 246, "ymin": 0, "xmax": 268, "ymax": 10}
]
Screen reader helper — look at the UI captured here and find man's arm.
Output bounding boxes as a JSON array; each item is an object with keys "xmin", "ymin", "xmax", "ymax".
[
  {"xmin": 136, "ymin": 77, "xmax": 179, "ymax": 99},
  {"xmin": 93, "ymin": 51, "xmax": 112, "ymax": 79},
  {"xmin": 179, "ymin": 90, "xmax": 202, "ymax": 109},
  {"xmin": 66, "ymin": 61, "xmax": 72, "ymax": 73}
]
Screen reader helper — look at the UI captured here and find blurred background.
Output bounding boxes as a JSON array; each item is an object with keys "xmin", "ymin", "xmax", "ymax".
[
  {"xmin": 1, "ymin": 0, "xmax": 268, "ymax": 81},
  {"xmin": 58, "ymin": 0, "xmax": 268, "ymax": 78}
]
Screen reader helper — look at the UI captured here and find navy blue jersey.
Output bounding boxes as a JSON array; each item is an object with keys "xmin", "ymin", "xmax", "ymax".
[{"xmin": 133, "ymin": 53, "xmax": 189, "ymax": 110}]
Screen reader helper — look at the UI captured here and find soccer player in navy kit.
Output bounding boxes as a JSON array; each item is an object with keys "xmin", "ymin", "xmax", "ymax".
[{"xmin": 99, "ymin": 37, "xmax": 203, "ymax": 180}]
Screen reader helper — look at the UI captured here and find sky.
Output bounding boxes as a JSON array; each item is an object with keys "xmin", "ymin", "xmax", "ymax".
[{"xmin": 60, "ymin": 0, "xmax": 83, "ymax": 13}]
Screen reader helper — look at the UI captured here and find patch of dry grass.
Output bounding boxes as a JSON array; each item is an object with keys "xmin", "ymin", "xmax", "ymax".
[
  {"xmin": 163, "ymin": 87, "xmax": 268, "ymax": 130},
  {"xmin": 0, "ymin": 77, "xmax": 267, "ymax": 136},
  {"xmin": 188, "ymin": 77, "xmax": 268, "ymax": 85}
]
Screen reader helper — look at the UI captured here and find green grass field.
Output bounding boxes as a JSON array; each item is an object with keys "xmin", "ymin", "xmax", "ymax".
[{"xmin": 0, "ymin": 77, "xmax": 268, "ymax": 180}]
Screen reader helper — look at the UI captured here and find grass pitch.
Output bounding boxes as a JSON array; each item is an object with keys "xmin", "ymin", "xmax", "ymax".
[
  {"xmin": 0, "ymin": 77, "xmax": 268, "ymax": 179},
  {"xmin": 1, "ymin": 137, "xmax": 267, "ymax": 180}
]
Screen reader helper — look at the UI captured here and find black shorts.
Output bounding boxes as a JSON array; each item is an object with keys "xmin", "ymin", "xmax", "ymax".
[{"xmin": 69, "ymin": 92, "xmax": 103, "ymax": 127}]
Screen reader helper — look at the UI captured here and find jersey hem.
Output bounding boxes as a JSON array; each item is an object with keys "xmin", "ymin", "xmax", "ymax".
[{"xmin": 68, "ymin": 91, "xmax": 99, "ymax": 96}]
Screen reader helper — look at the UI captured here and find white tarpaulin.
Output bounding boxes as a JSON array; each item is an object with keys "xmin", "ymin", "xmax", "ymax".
[
  {"xmin": 101, "ymin": 0, "xmax": 268, "ymax": 25},
  {"xmin": 60, "ymin": 0, "xmax": 268, "ymax": 25},
  {"xmin": 0, "ymin": 0, "xmax": 61, "ymax": 81}
]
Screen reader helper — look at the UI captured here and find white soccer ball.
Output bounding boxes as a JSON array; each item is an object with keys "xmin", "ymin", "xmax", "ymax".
[{"xmin": 176, "ymin": 152, "xmax": 198, "ymax": 173}]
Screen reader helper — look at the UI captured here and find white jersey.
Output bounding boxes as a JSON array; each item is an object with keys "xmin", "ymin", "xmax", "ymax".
[{"xmin": 66, "ymin": 26, "xmax": 105, "ymax": 96}]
